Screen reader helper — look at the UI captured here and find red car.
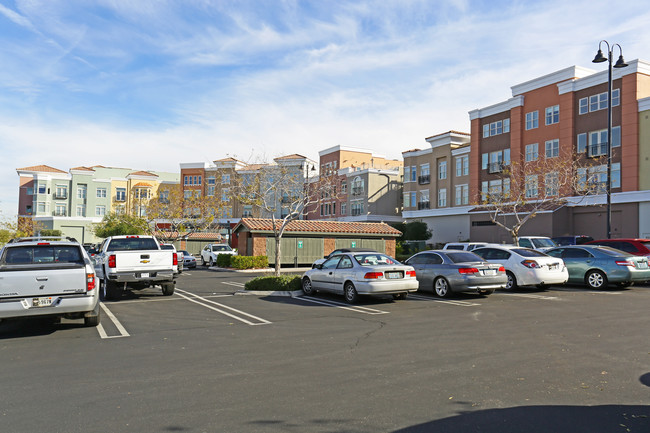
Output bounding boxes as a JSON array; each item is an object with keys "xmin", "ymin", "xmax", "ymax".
[{"xmin": 584, "ymin": 238, "xmax": 650, "ymax": 257}]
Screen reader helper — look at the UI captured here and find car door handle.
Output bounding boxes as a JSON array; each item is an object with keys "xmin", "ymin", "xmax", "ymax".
[
  {"xmin": 36, "ymin": 277, "xmax": 48, "ymax": 281},
  {"xmin": 329, "ymin": 272, "xmax": 333, "ymax": 275}
]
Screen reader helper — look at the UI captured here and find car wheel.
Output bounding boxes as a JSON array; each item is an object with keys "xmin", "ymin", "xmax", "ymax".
[
  {"xmin": 302, "ymin": 277, "xmax": 315, "ymax": 296},
  {"xmin": 344, "ymin": 282, "xmax": 358, "ymax": 304},
  {"xmin": 434, "ymin": 277, "xmax": 451, "ymax": 298},
  {"xmin": 209, "ymin": 258, "xmax": 214, "ymax": 267},
  {"xmin": 505, "ymin": 271, "xmax": 517, "ymax": 290},
  {"xmin": 84, "ymin": 310, "xmax": 100, "ymax": 327},
  {"xmin": 586, "ymin": 270, "xmax": 607, "ymax": 289},
  {"xmin": 479, "ymin": 289, "xmax": 495, "ymax": 296},
  {"xmin": 202, "ymin": 257, "xmax": 207, "ymax": 266},
  {"xmin": 392, "ymin": 293, "xmax": 408, "ymax": 300},
  {"xmin": 102, "ymin": 274, "xmax": 118, "ymax": 301},
  {"xmin": 161, "ymin": 282, "xmax": 175, "ymax": 296}
]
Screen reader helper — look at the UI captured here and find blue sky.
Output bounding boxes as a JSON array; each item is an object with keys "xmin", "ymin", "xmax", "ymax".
[{"xmin": 1, "ymin": 0, "xmax": 650, "ymax": 219}]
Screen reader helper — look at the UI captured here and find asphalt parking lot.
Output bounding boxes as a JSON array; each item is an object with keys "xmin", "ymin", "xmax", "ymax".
[{"xmin": 1, "ymin": 268, "xmax": 649, "ymax": 433}]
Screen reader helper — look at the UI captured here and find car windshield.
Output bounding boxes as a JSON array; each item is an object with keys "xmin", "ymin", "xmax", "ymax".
[
  {"xmin": 214, "ymin": 245, "xmax": 231, "ymax": 251},
  {"xmin": 353, "ymin": 253, "xmax": 399, "ymax": 266},
  {"xmin": 446, "ymin": 252, "xmax": 484, "ymax": 263},
  {"xmin": 160, "ymin": 244, "xmax": 174, "ymax": 250},
  {"xmin": 642, "ymin": 242, "xmax": 650, "ymax": 250},
  {"xmin": 512, "ymin": 248, "xmax": 548, "ymax": 257},
  {"xmin": 180, "ymin": 250, "xmax": 190, "ymax": 255},
  {"xmin": 597, "ymin": 246, "xmax": 634, "ymax": 257},
  {"xmin": 531, "ymin": 238, "xmax": 557, "ymax": 248}
]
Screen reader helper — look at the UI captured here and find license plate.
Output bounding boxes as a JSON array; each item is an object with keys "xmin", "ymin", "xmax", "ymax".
[
  {"xmin": 482, "ymin": 270, "xmax": 496, "ymax": 276},
  {"xmin": 548, "ymin": 264, "xmax": 558, "ymax": 270},
  {"xmin": 140, "ymin": 273, "xmax": 150, "ymax": 278},
  {"xmin": 32, "ymin": 297, "xmax": 53, "ymax": 307},
  {"xmin": 637, "ymin": 262, "xmax": 648, "ymax": 269},
  {"xmin": 385, "ymin": 272, "xmax": 402, "ymax": 279}
]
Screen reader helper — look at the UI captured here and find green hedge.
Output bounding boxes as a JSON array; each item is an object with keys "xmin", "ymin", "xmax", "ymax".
[
  {"xmin": 216, "ymin": 254, "xmax": 232, "ymax": 267},
  {"xmin": 230, "ymin": 255, "xmax": 269, "ymax": 270},
  {"xmin": 244, "ymin": 275, "xmax": 301, "ymax": 291}
]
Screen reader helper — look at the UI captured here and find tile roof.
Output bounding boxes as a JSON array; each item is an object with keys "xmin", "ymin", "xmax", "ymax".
[
  {"xmin": 213, "ymin": 157, "xmax": 241, "ymax": 163},
  {"xmin": 236, "ymin": 218, "xmax": 402, "ymax": 236},
  {"xmin": 128, "ymin": 170, "xmax": 158, "ymax": 177},
  {"xmin": 153, "ymin": 231, "xmax": 223, "ymax": 240},
  {"xmin": 133, "ymin": 182, "xmax": 153, "ymax": 188},
  {"xmin": 16, "ymin": 164, "xmax": 67, "ymax": 174},
  {"xmin": 274, "ymin": 154, "xmax": 307, "ymax": 160},
  {"xmin": 70, "ymin": 166, "xmax": 95, "ymax": 171}
]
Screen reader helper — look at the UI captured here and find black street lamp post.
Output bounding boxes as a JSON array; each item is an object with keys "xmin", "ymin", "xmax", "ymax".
[{"xmin": 592, "ymin": 40, "xmax": 628, "ymax": 239}]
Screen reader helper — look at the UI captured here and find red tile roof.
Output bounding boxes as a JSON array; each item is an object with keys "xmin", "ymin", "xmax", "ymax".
[
  {"xmin": 70, "ymin": 166, "xmax": 95, "ymax": 171},
  {"xmin": 16, "ymin": 164, "xmax": 67, "ymax": 174},
  {"xmin": 133, "ymin": 182, "xmax": 153, "ymax": 188},
  {"xmin": 153, "ymin": 231, "xmax": 223, "ymax": 240},
  {"xmin": 128, "ymin": 170, "xmax": 158, "ymax": 177},
  {"xmin": 274, "ymin": 154, "xmax": 307, "ymax": 160},
  {"xmin": 236, "ymin": 218, "xmax": 402, "ymax": 236}
]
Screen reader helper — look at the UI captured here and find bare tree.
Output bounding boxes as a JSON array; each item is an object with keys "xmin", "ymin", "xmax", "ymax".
[
  {"xmin": 144, "ymin": 184, "xmax": 224, "ymax": 242},
  {"xmin": 234, "ymin": 160, "xmax": 340, "ymax": 276},
  {"xmin": 478, "ymin": 156, "xmax": 602, "ymax": 244}
]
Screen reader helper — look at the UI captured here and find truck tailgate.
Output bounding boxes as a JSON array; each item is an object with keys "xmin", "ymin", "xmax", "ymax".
[
  {"xmin": 0, "ymin": 265, "xmax": 87, "ymax": 299},
  {"xmin": 111, "ymin": 251, "xmax": 172, "ymax": 271}
]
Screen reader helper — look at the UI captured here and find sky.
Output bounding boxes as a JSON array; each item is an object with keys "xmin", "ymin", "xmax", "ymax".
[{"xmin": 1, "ymin": 0, "xmax": 650, "ymax": 220}]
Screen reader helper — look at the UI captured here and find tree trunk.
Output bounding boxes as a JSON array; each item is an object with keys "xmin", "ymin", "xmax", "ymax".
[{"xmin": 274, "ymin": 235, "xmax": 281, "ymax": 277}]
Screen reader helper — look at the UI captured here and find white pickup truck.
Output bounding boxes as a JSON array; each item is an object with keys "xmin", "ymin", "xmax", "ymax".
[
  {"xmin": 0, "ymin": 237, "xmax": 100, "ymax": 327},
  {"xmin": 94, "ymin": 235, "xmax": 176, "ymax": 300}
]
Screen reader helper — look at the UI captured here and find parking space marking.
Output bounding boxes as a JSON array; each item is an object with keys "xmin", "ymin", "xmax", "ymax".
[
  {"xmin": 499, "ymin": 293, "xmax": 559, "ymax": 300},
  {"xmin": 299, "ymin": 296, "xmax": 390, "ymax": 315},
  {"xmin": 223, "ymin": 281, "xmax": 246, "ymax": 288},
  {"xmin": 175, "ymin": 289, "xmax": 271, "ymax": 325},
  {"xmin": 408, "ymin": 293, "xmax": 480, "ymax": 306},
  {"xmin": 97, "ymin": 302, "xmax": 130, "ymax": 339}
]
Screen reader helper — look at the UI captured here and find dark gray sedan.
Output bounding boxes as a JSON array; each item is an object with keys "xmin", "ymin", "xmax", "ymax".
[
  {"xmin": 404, "ymin": 250, "xmax": 507, "ymax": 297},
  {"xmin": 545, "ymin": 245, "xmax": 650, "ymax": 289}
]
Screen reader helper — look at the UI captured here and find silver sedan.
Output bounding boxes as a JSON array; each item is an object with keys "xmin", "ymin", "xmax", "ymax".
[
  {"xmin": 301, "ymin": 252, "xmax": 419, "ymax": 303},
  {"xmin": 404, "ymin": 250, "xmax": 507, "ymax": 297}
]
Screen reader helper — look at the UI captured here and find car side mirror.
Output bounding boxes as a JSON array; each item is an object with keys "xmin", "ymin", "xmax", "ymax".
[{"xmin": 316, "ymin": 264, "xmax": 324, "ymax": 270}]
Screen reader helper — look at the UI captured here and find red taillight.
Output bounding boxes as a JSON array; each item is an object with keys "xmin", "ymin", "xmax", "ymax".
[
  {"xmin": 458, "ymin": 267, "xmax": 479, "ymax": 274},
  {"xmin": 173, "ymin": 253, "xmax": 178, "ymax": 266},
  {"xmin": 126, "ymin": 236, "xmax": 139, "ymax": 238},
  {"xmin": 108, "ymin": 254, "xmax": 116, "ymax": 268},
  {"xmin": 364, "ymin": 272, "xmax": 383, "ymax": 279},
  {"xmin": 615, "ymin": 260, "xmax": 635, "ymax": 267},
  {"xmin": 498, "ymin": 266, "xmax": 506, "ymax": 272},
  {"xmin": 37, "ymin": 242, "xmax": 50, "ymax": 245},
  {"xmin": 406, "ymin": 270, "xmax": 416, "ymax": 278},
  {"xmin": 87, "ymin": 273, "xmax": 95, "ymax": 291},
  {"xmin": 521, "ymin": 260, "xmax": 540, "ymax": 268}
]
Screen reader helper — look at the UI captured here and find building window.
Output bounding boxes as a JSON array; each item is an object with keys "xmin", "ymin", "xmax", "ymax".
[
  {"xmin": 222, "ymin": 174, "xmax": 230, "ymax": 184},
  {"xmin": 545, "ymin": 139, "xmax": 559, "ymax": 158},
  {"xmin": 419, "ymin": 164, "xmax": 430, "ymax": 184},
  {"xmin": 438, "ymin": 161, "xmax": 447, "ymax": 180},
  {"xmin": 545, "ymin": 172, "xmax": 559, "ymax": 196},
  {"xmin": 590, "ymin": 92, "xmax": 608, "ymax": 112},
  {"xmin": 579, "ymin": 98, "xmax": 589, "ymax": 114},
  {"xmin": 207, "ymin": 185, "xmax": 215, "ymax": 196},
  {"xmin": 525, "ymin": 143, "xmax": 539, "ymax": 162},
  {"xmin": 489, "ymin": 151, "xmax": 504, "ymax": 173},
  {"xmin": 577, "ymin": 133, "xmax": 587, "ymax": 153},
  {"xmin": 221, "ymin": 188, "xmax": 230, "ymax": 202},
  {"xmin": 419, "ymin": 190, "xmax": 430, "ymax": 210},
  {"xmin": 184, "ymin": 176, "xmax": 189, "ymax": 185},
  {"xmin": 403, "ymin": 192, "xmax": 410, "ymax": 208},
  {"xmin": 77, "ymin": 185, "xmax": 87, "ymax": 199},
  {"xmin": 612, "ymin": 126, "xmax": 621, "ymax": 148},
  {"xmin": 37, "ymin": 183, "xmax": 47, "ymax": 194},
  {"xmin": 95, "ymin": 205, "xmax": 106, "ymax": 217},
  {"xmin": 525, "ymin": 175, "xmax": 538, "ymax": 198},
  {"xmin": 37, "ymin": 202, "xmax": 47, "ymax": 214},
  {"xmin": 481, "ymin": 153, "xmax": 488, "ymax": 170},
  {"xmin": 483, "ymin": 124, "xmax": 489, "ymax": 138},
  {"xmin": 197, "ymin": 176, "xmax": 202, "ymax": 185},
  {"xmin": 589, "ymin": 129, "xmax": 608, "ymax": 157},
  {"xmin": 545, "ymin": 105, "xmax": 559, "ymax": 125},
  {"xmin": 438, "ymin": 189, "xmax": 447, "ymax": 208},
  {"xmin": 612, "ymin": 163, "xmax": 621, "ymax": 188},
  {"xmin": 55, "ymin": 203, "xmax": 67, "ymax": 216},
  {"xmin": 184, "ymin": 190, "xmax": 192, "ymax": 199},
  {"xmin": 96, "ymin": 187, "xmax": 107, "ymax": 198},
  {"xmin": 483, "ymin": 118, "xmax": 510, "ymax": 137},
  {"xmin": 351, "ymin": 176, "xmax": 364, "ymax": 195},
  {"xmin": 455, "ymin": 184, "xmax": 468, "ymax": 206},
  {"xmin": 76, "ymin": 205, "xmax": 85, "ymax": 217},
  {"xmin": 55, "ymin": 185, "xmax": 67, "ymax": 199},
  {"xmin": 456, "ymin": 155, "xmax": 469, "ymax": 177},
  {"xmin": 114, "ymin": 205, "xmax": 125, "ymax": 215},
  {"xmin": 207, "ymin": 176, "xmax": 216, "ymax": 185},
  {"xmin": 481, "ymin": 181, "xmax": 489, "ymax": 202},
  {"xmin": 525, "ymin": 111, "xmax": 539, "ymax": 130},
  {"xmin": 351, "ymin": 201, "xmax": 364, "ymax": 216},
  {"xmin": 116, "ymin": 188, "xmax": 126, "ymax": 201},
  {"xmin": 410, "ymin": 192, "xmax": 416, "ymax": 208},
  {"xmin": 410, "ymin": 166, "xmax": 417, "ymax": 183},
  {"xmin": 612, "ymin": 88, "xmax": 620, "ymax": 107}
]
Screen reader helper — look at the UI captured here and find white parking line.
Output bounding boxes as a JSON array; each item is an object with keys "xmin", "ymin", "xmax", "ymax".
[
  {"xmin": 408, "ymin": 293, "xmax": 480, "ymax": 306},
  {"xmin": 175, "ymin": 289, "xmax": 271, "ymax": 325},
  {"xmin": 299, "ymin": 296, "xmax": 390, "ymax": 315},
  {"xmin": 223, "ymin": 281, "xmax": 246, "ymax": 287},
  {"xmin": 499, "ymin": 293, "xmax": 559, "ymax": 300},
  {"xmin": 97, "ymin": 302, "xmax": 130, "ymax": 339}
]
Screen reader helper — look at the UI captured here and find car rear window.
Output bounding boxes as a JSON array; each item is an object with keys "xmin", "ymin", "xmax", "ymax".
[
  {"xmin": 512, "ymin": 248, "xmax": 547, "ymax": 257},
  {"xmin": 445, "ymin": 245, "xmax": 465, "ymax": 250},
  {"xmin": 597, "ymin": 246, "xmax": 634, "ymax": 257},
  {"xmin": 2, "ymin": 245, "xmax": 84, "ymax": 265},
  {"xmin": 107, "ymin": 237, "xmax": 160, "ymax": 251},
  {"xmin": 641, "ymin": 242, "xmax": 650, "ymax": 250},
  {"xmin": 446, "ymin": 252, "xmax": 483, "ymax": 263},
  {"xmin": 353, "ymin": 253, "xmax": 399, "ymax": 266}
]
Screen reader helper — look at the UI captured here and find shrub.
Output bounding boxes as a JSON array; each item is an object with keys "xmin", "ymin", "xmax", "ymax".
[
  {"xmin": 216, "ymin": 254, "xmax": 232, "ymax": 267},
  {"xmin": 244, "ymin": 275, "xmax": 301, "ymax": 291},
  {"xmin": 230, "ymin": 255, "xmax": 268, "ymax": 270}
]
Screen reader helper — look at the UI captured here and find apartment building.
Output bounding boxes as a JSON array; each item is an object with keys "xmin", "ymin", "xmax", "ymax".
[
  {"xmin": 468, "ymin": 60, "xmax": 650, "ymax": 242},
  {"xmin": 402, "ymin": 131, "xmax": 472, "ymax": 243},
  {"xmin": 16, "ymin": 165, "xmax": 179, "ymax": 243},
  {"xmin": 309, "ymin": 145, "xmax": 403, "ymax": 222}
]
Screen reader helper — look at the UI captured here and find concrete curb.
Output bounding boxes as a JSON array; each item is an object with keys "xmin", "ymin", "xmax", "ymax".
[
  {"xmin": 207, "ymin": 266, "xmax": 312, "ymax": 273},
  {"xmin": 234, "ymin": 289, "xmax": 304, "ymax": 297}
]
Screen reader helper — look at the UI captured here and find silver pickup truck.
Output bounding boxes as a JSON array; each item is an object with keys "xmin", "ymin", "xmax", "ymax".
[
  {"xmin": 0, "ymin": 237, "xmax": 100, "ymax": 327},
  {"xmin": 94, "ymin": 235, "xmax": 176, "ymax": 300}
]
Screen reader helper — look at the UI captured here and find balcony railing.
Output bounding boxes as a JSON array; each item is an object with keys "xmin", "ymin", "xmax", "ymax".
[
  {"xmin": 417, "ymin": 201, "xmax": 430, "ymax": 210},
  {"xmin": 52, "ymin": 210, "xmax": 67, "ymax": 216},
  {"xmin": 488, "ymin": 162, "xmax": 504, "ymax": 174},
  {"xmin": 351, "ymin": 209, "xmax": 364, "ymax": 216},
  {"xmin": 418, "ymin": 175, "xmax": 430, "ymax": 184},
  {"xmin": 351, "ymin": 187, "xmax": 364, "ymax": 196},
  {"xmin": 588, "ymin": 144, "xmax": 608, "ymax": 158},
  {"xmin": 114, "ymin": 195, "xmax": 126, "ymax": 202},
  {"xmin": 54, "ymin": 193, "xmax": 68, "ymax": 200}
]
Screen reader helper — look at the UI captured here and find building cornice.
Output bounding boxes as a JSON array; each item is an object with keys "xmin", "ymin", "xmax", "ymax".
[
  {"xmin": 638, "ymin": 96, "xmax": 650, "ymax": 112},
  {"xmin": 451, "ymin": 146, "xmax": 471, "ymax": 156},
  {"xmin": 180, "ymin": 162, "xmax": 210, "ymax": 170},
  {"xmin": 469, "ymin": 95, "xmax": 524, "ymax": 120},
  {"xmin": 558, "ymin": 59, "xmax": 650, "ymax": 95},
  {"xmin": 402, "ymin": 205, "xmax": 474, "ymax": 219},
  {"xmin": 425, "ymin": 131, "xmax": 471, "ymax": 149},
  {"xmin": 511, "ymin": 65, "xmax": 595, "ymax": 96}
]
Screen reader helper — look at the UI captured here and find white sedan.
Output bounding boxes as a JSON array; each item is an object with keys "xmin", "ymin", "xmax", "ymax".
[
  {"xmin": 472, "ymin": 245, "xmax": 568, "ymax": 290},
  {"xmin": 301, "ymin": 252, "xmax": 419, "ymax": 303}
]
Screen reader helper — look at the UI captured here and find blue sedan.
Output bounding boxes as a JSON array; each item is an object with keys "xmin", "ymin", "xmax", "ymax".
[{"xmin": 545, "ymin": 245, "xmax": 650, "ymax": 289}]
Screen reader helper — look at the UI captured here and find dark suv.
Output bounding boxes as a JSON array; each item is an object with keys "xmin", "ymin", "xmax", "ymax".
[
  {"xmin": 584, "ymin": 238, "xmax": 650, "ymax": 257},
  {"xmin": 552, "ymin": 235, "xmax": 594, "ymax": 246}
]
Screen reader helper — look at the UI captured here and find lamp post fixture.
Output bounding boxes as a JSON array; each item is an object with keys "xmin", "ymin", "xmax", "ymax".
[{"xmin": 592, "ymin": 40, "xmax": 628, "ymax": 239}]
